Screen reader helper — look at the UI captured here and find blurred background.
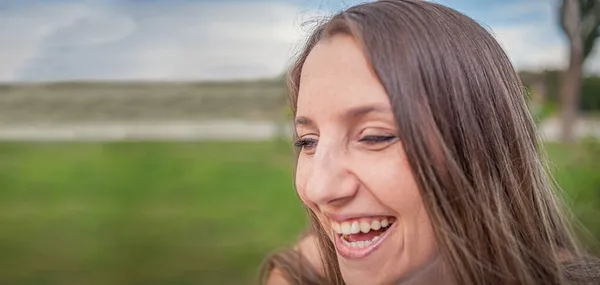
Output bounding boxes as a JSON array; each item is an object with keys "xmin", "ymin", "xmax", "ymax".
[{"xmin": 0, "ymin": 0, "xmax": 598, "ymax": 284}]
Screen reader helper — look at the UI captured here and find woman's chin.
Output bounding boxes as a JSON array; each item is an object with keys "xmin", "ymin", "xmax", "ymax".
[{"xmin": 334, "ymin": 222, "xmax": 404, "ymax": 285}]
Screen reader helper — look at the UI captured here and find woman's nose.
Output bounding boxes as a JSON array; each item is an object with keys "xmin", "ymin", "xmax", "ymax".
[{"xmin": 303, "ymin": 143, "xmax": 358, "ymax": 206}]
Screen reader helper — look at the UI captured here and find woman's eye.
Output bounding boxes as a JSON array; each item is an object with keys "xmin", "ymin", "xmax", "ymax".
[
  {"xmin": 294, "ymin": 138, "xmax": 318, "ymax": 152},
  {"xmin": 359, "ymin": 135, "xmax": 397, "ymax": 145}
]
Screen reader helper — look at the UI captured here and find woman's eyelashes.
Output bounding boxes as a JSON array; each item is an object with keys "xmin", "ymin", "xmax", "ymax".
[
  {"xmin": 294, "ymin": 135, "xmax": 397, "ymax": 153},
  {"xmin": 358, "ymin": 135, "xmax": 397, "ymax": 145},
  {"xmin": 294, "ymin": 137, "xmax": 318, "ymax": 151}
]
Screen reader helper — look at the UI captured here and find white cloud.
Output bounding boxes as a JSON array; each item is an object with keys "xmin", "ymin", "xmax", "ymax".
[
  {"xmin": 0, "ymin": 0, "xmax": 325, "ymax": 82},
  {"xmin": 476, "ymin": 0, "xmax": 599, "ymax": 75},
  {"xmin": 45, "ymin": 9, "xmax": 137, "ymax": 48},
  {"xmin": 122, "ymin": 1, "xmax": 322, "ymax": 81},
  {"xmin": 490, "ymin": 24, "xmax": 569, "ymax": 71},
  {"xmin": 482, "ymin": 1, "xmax": 567, "ymax": 72},
  {"xmin": 0, "ymin": 0, "xmax": 596, "ymax": 82},
  {"xmin": 0, "ymin": 2, "xmax": 91, "ymax": 81}
]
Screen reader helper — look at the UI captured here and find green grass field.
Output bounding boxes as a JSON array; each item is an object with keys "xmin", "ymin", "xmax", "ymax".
[{"xmin": 0, "ymin": 140, "xmax": 598, "ymax": 285}]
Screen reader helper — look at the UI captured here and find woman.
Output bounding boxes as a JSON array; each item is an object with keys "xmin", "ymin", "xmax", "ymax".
[{"xmin": 264, "ymin": 0, "xmax": 600, "ymax": 284}]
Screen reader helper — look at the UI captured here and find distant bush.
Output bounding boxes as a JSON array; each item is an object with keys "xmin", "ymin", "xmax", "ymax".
[
  {"xmin": 581, "ymin": 76, "xmax": 600, "ymax": 112},
  {"xmin": 520, "ymin": 70, "xmax": 600, "ymax": 112}
]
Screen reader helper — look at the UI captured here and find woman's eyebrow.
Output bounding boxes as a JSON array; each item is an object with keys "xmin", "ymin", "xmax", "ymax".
[
  {"xmin": 294, "ymin": 104, "xmax": 391, "ymax": 127},
  {"xmin": 295, "ymin": 116, "xmax": 314, "ymax": 127},
  {"xmin": 344, "ymin": 104, "xmax": 391, "ymax": 121}
]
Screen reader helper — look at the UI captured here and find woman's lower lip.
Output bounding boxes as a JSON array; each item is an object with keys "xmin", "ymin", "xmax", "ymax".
[{"xmin": 334, "ymin": 221, "xmax": 396, "ymax": 260}]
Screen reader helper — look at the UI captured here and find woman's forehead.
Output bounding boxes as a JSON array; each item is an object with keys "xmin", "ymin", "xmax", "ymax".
[{"xmin": 296, "ymin": 35, "xmax": 390, "ymax": 118}]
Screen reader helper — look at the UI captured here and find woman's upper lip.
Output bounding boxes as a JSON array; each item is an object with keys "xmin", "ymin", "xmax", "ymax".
[{"xmin": 323, "ymin": 211, "xmax": 393, "ymax": 222}]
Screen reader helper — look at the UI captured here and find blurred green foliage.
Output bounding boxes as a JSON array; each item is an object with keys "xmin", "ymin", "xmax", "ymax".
[
  {"xmin": 520, "ymin": 71, "xmax": 600, "ymax": 112},
  {"xmin": 0, "ymin": 140, "xmax": 598, "ymax": 285},
  {"xmin": 545, "ymin": 140, "xmax": 600, "ymax": 252},
  {"xmin": 0, "ymin": 81, "xmax": 286, "ymax": 124},
  {"xmin": 581, "ymin": 76, "xmax": 600, "ymax": 113}
]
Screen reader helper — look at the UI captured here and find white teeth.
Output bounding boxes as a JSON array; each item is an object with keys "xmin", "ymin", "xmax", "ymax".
[
  {"xmin": 336, "ymin": 217, "xmax": 395, "ymax": 249},
  {"xmin": 331, "ymin": 217, "xmax": 394, "ymax": 235},
  {"xmin": 350, "ymin": 221, "xmax": 360, "ymax": 234},
  {"xmin": 360, "ymin": 221, "xmax": 371, "ymax": 233},
  {"xmin": 381, "ymin": 218, "xmax": 389, "ymax": 228},
  {"xmin": 341, "ymin": 236, "xmax": 375, "ymax": 248},
  {"xmin": 332, "ymin": 222, "xmax": 341, "ymax": 233},
  {"xmin": 341, "ymin": 222, "xmax": 351, "ymax": 235},
  {"xmin": 371, "ymin": 220, "xmax": 381, "ymax": 231}
]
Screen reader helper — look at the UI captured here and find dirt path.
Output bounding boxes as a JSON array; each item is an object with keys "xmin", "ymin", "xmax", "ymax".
[
  {"xmin": 0, "ymin": 118, "xmax": 596, "ymax": 142},
  {"xmin": 0, "ymin": 120, "xmax": 292, "ymax": 142}
]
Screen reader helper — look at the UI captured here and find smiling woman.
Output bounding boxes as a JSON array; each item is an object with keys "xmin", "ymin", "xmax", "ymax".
[{"xmin": 261, "ymin": 0, "xmax": 600, "ymax": 285}]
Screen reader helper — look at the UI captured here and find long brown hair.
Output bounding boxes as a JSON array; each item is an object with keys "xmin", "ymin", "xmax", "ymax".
[{"xmin": 286, "ymin": 1, "xmax": 600, "ymax": 284}]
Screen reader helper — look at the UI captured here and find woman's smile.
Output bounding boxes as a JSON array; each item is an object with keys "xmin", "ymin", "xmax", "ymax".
[{"xmin": 330, "ymin": 216, "xmax": 397, "ymax": 259}]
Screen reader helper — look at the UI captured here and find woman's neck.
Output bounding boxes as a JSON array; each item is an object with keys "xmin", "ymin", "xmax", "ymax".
[{"xmin": 396, "ymin": 255, "xmax": 451, "ymax": 285}]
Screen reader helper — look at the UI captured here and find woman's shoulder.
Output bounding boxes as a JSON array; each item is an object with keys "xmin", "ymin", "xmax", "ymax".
[
  {"xmin": 294, "ymin": 233, "xmax": 325, "ymax": 275},
  {"xmin": 562, "ymin": 255, "xmax": 600, "ymax": 284},
  {"xmin": 260, "ymin": 232, "xmax": 325, "ymax": 285}
]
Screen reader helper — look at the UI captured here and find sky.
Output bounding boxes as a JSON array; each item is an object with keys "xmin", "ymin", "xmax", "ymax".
[{"xmin": 0, "ymin": 0, "xmax": 598, "ymax": 82}]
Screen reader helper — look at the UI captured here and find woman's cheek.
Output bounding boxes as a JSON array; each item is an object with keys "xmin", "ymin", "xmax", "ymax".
[{"xmin": 294, "ymin": 160, "xmax": 312, "ymax": 206}]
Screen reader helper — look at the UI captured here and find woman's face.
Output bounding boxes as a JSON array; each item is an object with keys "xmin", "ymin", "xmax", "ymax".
[{"xmin": 294, "ymin": 34, "xmax": 438, "ymax": 285}]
